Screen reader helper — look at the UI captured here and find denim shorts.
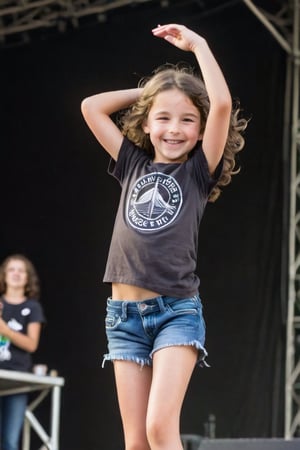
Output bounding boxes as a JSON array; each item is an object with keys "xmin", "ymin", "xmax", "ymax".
[{"xmin": 102, "ymin": 294, "xmax": 208, "ymax": 368}]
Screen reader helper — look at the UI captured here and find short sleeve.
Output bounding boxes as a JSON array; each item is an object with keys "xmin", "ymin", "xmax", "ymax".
[
  {"xmin": 190, "ymin": 141, "xmax": 224, "ymax": 195},
  {"xmin": 27, "ymin": 299, "xmax": 46, "ymax": 324},
  {"xmin": 107, "ymin": 137, "xmax": 149, "ymax": 185}
]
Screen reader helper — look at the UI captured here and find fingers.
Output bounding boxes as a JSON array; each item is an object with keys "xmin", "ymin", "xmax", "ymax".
[
  {"xmin": 152, "ymin": 23, "xmax": 193, "ymax": 51},
  {"xmin": 152, "ymin": 23, "xmax": 203, "ymax": 54},
  {"xmin": 152, "ymin": 24, "xmax": 183, "ymax": 47},
  {"xmin": 152, "ymin": 23, "xmax": 184, "ymax": 38}
]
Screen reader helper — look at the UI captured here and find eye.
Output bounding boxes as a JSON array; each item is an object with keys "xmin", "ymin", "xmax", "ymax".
[
  {"xmin": 183, "ymin": 117, "xmax": 195, "ymax": 122},
  {"xmin": 157, "ymin": 116, "xmax": 169, "ymax": 121}
]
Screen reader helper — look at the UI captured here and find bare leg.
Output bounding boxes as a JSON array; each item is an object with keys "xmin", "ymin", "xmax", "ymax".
[
  {"xmin": 114, "ymin": 360, "xmax": 152, "ymax": 450},
  {"xmin": 146, "ymin": 346, "xmax": 198, "ymax": 450}
]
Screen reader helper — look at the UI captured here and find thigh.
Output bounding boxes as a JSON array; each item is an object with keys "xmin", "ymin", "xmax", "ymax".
[
  {"xmin": 114, "ymin": 360, "xmax": 152, "ymax": 448},
  {"xmin": 148, "ymin": 346, "xmax": 197, "ymax": 424},
  {"xmin": 2, "ymin": 394, "xmax": 28, "ymax": 450}
]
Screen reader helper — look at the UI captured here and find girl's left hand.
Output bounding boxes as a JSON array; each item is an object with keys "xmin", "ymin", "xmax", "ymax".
[
  {"xmin": 152, "ymin": 23, "xmax": 204, "ymax": 52},
  {"xmin": 0, "ymin": 317, "xmax": 9, "ymax": 335}
]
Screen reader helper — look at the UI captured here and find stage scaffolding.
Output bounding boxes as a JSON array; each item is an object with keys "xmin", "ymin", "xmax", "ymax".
[
  {"xmin": 0, "ymin": 0, "xmax": 156, "ymax": 45},
  {"xmin": 1, "ymin": 0, "xmax": 299, "ymax": 439},
  {"xmin": 242, "ymin": 0, "xmax": 300, "ymax": 439},
  {"xmin": 283, "ymin": 0, "xmax": 300, "ymax": 438}
]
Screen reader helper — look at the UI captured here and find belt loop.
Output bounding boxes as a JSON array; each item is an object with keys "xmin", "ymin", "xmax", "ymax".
[
  {"xmin": 121, "ymin": 301, "xmax": 128, "ymax": 321},
  {"xmin": 157, "ymin": 296, "xmax": 165, "ymax": 312}
]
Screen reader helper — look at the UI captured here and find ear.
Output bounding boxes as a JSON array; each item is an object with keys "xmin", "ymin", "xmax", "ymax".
[{"xmin": 142, "ymin": 120, "xmax": 150, "ymax": 134}]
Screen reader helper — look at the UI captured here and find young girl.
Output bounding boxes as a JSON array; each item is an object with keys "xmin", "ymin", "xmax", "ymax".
[
  {"xmin": 81, "ymin": 23, "xmax": 246, "ymax": 450},
  {"xmin": 0, "ymin": 254, "xmax": 45, "ymax": 450}
]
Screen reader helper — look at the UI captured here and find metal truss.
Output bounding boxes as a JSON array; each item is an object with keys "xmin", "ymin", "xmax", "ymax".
[
  {"xmin": 0, "ymin": 0, "xmax": 157, "ymax": 45},
  {"xmin": 242, "ymin": 0, "xmax": 300, "ymax": 440},
  {"xmin": 285, "ymin": 0, "xmax": 300, "ymax": 437}
]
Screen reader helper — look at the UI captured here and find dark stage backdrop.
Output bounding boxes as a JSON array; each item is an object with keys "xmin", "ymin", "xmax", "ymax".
[{"xmin": 0, "ymin": 2, "xmax": 286, "ymax": 449}]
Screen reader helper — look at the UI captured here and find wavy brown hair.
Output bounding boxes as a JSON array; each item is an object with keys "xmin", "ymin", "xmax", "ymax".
[
  {"xmin": 119, "ymin": 63, "xmax": 247, "ymax": 202},
  {"xmin": 0, "ymin": 254, "xmax": 40, "ymax": 300}
]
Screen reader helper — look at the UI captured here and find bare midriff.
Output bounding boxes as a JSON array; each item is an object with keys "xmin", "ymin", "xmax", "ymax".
[{"xmin": 112, "ymin": 283, "xmax": 160, "ymax": 301}]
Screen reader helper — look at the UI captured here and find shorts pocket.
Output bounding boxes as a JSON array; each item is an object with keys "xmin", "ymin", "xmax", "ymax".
[
  {"xmin": 105, "ymin": 310, "xmax": 122, "ymax": 330},
  {"xmin": 166, "ymin": 297, "xmax": 200, "ymax": 316}
]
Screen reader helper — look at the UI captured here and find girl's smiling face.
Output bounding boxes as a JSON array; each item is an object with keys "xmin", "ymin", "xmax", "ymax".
[
  {"xmin": 5, "ymin": 259, "xmax": 28, "ymax": 291},
  {"xmin": 143, "ymin": 88, "xmax": 202, "ymax": 163}
]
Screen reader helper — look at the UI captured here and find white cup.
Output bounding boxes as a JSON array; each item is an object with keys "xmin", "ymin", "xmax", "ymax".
[{"xmin": 33, "ymin": 364, "xmax": 48, "ymax": 376}]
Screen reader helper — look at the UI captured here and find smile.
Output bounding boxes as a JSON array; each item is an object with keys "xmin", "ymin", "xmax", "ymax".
[{"xmin": 164, "ymin": 139, "xmax": 183, "ymax": 144}]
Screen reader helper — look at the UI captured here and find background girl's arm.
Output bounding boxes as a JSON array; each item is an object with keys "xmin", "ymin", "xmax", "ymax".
[
  {"xmin": 81, "ymin": 88, "xmax": 142, "ymax": 161},
  {"xmin": 0, "ymin": 318, "xmax": 41, "ymax": 353},
  {"xmin": 152, "ymin": 24, "xmax": 232, "ymax": 174}
]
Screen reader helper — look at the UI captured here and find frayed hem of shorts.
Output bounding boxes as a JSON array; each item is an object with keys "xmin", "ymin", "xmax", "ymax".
[
  {"xmin": 150, "ymin": 341, "xmax": 210, "ymax": 368},
  {"xmin": 102, "ymin": 354, "xmax": 152, "ymax": 368}
]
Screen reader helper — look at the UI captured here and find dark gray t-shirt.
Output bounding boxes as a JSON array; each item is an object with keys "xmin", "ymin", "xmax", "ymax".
[
  {"xmin": 0, "ymin": 298, "xmax": 45, "ymax": 372},
  {"xmin": 103, "ymin": 137, "xmax": 221, "ymax": 298}
]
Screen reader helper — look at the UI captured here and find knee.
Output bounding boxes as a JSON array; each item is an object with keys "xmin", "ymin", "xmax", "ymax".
[
  {"xmin": 146, "ymin": 417, "xmax": 168, "ymax": 448},
  {"xmin": 125, "ymin": 437, "xmax": 150, "ymax": 450},
  {"xmin": 126, "ymin": 443, "xmax": 150, "ymax": 450}
]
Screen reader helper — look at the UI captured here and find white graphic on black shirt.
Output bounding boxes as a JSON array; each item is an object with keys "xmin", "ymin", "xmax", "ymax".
[
  {"xmin": 22, "ymin": 308, "xmax": 30, "ymax": 316},
  {"xmin": 126, "ymin": 172, "xmax": 182, "ymax": 231},
  {"xmin": 0, "ymin": 338, "xmax": 11, "ymax": 361},
  {"xmin": 0, "ymin": 318, "xmax": 23, "ymax": 361},
  {"xmin": 8, "ymin": 318, "xmax": 22, "ymax": 331}
]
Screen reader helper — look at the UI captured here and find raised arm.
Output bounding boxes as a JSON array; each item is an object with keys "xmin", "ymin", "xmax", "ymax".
[
  {"xmin": 152, "ymin": 24, "xmax": 232, "ymax": 174},
  {"xmin": 81, "ymin": 88, "xmax": 142, "ymax": 161}
]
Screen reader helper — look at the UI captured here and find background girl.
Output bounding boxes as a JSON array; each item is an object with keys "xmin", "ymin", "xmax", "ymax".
[{"xmin": 0, "ymin": 254, "xmax": 45, "ymax": 450}]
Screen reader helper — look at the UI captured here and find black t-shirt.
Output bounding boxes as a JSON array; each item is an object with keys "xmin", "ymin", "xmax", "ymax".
[
  {"xmin": 103, "ymin": 137, "xmax": 222, "ymax": 298},
  {"xmin": 0, "ymin": 298, "xmax": 45, "ymax": 372}
]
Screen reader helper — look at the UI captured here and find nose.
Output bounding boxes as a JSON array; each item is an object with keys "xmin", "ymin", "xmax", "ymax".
[
  {"xmin": 168, "ymin": 119, "xmax": 180, "ymax": 133},
  {"xmin": 12, "ymin": 269, "xmax": 21, "ymax": 276}
]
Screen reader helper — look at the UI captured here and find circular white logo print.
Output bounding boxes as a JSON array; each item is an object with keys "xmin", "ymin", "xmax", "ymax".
[{"xmin": 126, "ymin": 172, "xmax": 183, "ymax": 232}]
